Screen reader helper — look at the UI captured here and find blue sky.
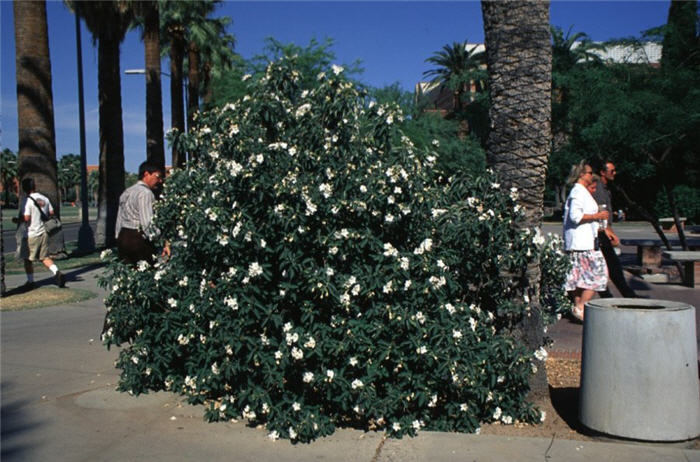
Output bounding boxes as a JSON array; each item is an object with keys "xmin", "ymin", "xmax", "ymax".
[{"xmin": 1, "ymin": 1, "xmax": 671, "ymax": 173}]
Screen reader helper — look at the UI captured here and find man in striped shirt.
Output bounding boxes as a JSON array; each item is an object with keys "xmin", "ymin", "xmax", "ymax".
[{"xmin": 115, "ymin": 161, "xmax": 164, "ymax": 265}]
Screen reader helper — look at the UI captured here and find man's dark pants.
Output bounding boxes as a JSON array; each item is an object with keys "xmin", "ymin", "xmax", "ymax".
[
  {"xmin": 599, "ymin": 231, "xmax": 637, "ymax": 298},
  {"xmin": 117, "ymin": 228, "xmax": 155, "ymax": 265}
]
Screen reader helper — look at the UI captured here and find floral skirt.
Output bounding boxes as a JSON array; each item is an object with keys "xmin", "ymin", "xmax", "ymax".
[{"xmin": 564, "ymin": 250, "xmax": 608, "ymax": 292}]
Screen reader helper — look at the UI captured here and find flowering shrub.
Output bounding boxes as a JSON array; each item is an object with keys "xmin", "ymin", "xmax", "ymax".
[{"xmin": 101, "ymin": 57, "xmax": 569, "ymax": 442}]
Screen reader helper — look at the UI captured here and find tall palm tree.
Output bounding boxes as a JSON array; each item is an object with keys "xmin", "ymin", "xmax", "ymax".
[
  {"xmin": 69, "ymin": 1, "xmax": 132, "ymax": 248},
  {"xmin": 481, "ymin": 0, "xmax": 552, "ymax": 401},
  {"xmin": 199, "ymin": 18, "xmax": 235, "ymax": 106},
  {"xmin": 13, "ymin": 0, "xmax": 66, "ymax": 256},
  {"xmin": 423, "ymin": 41, "xmax": 486, "ymax": 113},
  {"xmin": 131, "ymin": 0, "xmax": 165, "ymax": 171}
]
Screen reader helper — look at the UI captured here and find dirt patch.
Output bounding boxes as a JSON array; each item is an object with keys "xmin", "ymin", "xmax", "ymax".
[
  {"xmin": 481, "ymin": 358, "xmax": 699, "ymax": 448},
  {"xmin": 1, "ymin": 287, "xmax": 95, "ymax": 311}
]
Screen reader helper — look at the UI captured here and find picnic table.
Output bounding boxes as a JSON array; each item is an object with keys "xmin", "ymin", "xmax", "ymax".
[
  {"xmin": 619, "ymin": 237, "xmax": 700, "ymax": 267},
  {"xmin": 662, "ymin": 250, "xmax": 700, "ymax": 287}
]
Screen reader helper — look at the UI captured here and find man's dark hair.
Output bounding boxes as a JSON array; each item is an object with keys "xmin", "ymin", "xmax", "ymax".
[
  {"xmin": 598, "ymin": 159, "xmax": 614, "ymax": 174},
  {"xmin": 138, "ymin": 161, "xmax": 162, "ymax": 179},
  {"xmin": 21, "ymin": 177, "xmax": 35, "ymax": 194}
]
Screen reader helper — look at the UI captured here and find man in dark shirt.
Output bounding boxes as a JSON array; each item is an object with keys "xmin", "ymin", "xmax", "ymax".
[{"xmin": 592, "ymin": 161, "xmax": 637, "ymax": 298}]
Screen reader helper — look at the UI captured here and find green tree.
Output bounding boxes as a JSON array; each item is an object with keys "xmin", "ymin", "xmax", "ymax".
[
  {"xmin": 14, "ymin": 0, "xmax": 65, "ymax": 255},
  {"xmin": 69, "ymin": 1, "xmax": 132, "ymax": 247},
  {"xmin": 58, "ymin": 154, "xmax": 81, "ymax": 203},
  {"xmin": 423, "ymin": 40, "xmax": 486, "ymax": 113},
  {"xmin": 481, "ymin": 0, "xmax": 552, "ymax": 401},
  {"xmin": 1, "ymin": 148, "xmax": 18, "ymax": 206}
]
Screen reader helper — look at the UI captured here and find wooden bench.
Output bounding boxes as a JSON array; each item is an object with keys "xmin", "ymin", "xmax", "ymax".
[
  {"xmin": 620, "ymin": 238, "xmax": 700, "ymax": 268},
  {"xmin": 662, "ymin": 251, "xmax": 700, "ymax": 288},
  {"xmin": 659, "ymin": 217, "xmax": 686, "ymax": 232}
]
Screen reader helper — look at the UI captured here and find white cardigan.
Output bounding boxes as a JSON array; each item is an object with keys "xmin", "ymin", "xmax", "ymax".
[{"xmin": 563, "ymin": 183, "xmax": 600, "ymax": 251}]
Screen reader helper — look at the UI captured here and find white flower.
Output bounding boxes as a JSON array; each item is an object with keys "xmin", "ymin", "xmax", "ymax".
[
  {"xmin": 469, "ymin": 317, "xmax": 477, "ymax": 332},
  {"xmin": 131, "ymin": 356, "xmax": 139, "ymax": 364},
  {"xmin": 288, "ymin": 427, "xmax": 298, "ymax": 440},
  {"xmin": 452, "ymin": 329, "xmax": 463, "ymax": 340},
  {"xmin": 248, "ymin": 262, "xmax": 263, "ymax": 278},
  {"xmin": 331, "ymin": 64, "xmax": 344, "ymax": 75},
  {"xmin": 540, "ymin": 411, "xmax": 547, "ymax": 422},
  {"xmin": 267, "ymin": 431, "xmax": 279, "ymax": 441},
  {"xmin": 286, "ymin": 332, "xmax": 299, "ymax": 345},
  {"xmin": 178, "ymin": 276, "xmax": 188, "ymax": 287},
  {"xmin": 460, "ymin": 403, "xmax": 468, "ymax": 412},
  {"xmin": 493, "ymin": 407, "xmax": 502, "ymax": 420},
  {"xmin": 443, "ymin": 303, "xmax": 456, "ymax": 315},
  {"xmin": 412, "ymin": 420, "xmax": 423, "ymax": 430},
  {"xmin": 292, "ymin": 402, "xmax": 301, "ymax": 412},
  {"xmin": 400, "ymin": 257, "xmax": 410, "ymax": 270},
  {"xmin": 403, "ymin": 280, "xmax": 412, "ymax": 291},
  {"xmin": 291, "ymin": 347, "xmax": 304, "ymax": 360},
  {"xmin": 382, "ymin": 280, "xmax": 394, "ymax": 293},
  {"xmin": 491, "ymin": 182, "xmax": 500, "ymax": 189},
  {"xmin": 509, "ymin": 187, "xmax": 519, "ymax": 200},
  {"xmin": 242, "ymin": 73, "xmax": 252, "ymax": 81},
  {"xmin": 416, "ymin": 345, "xmax": 428, "ymax": 355},
  {"xmin": 319, "ymin": 183, "xmax": 333, "ymax": 198},
  {"xmin": 386, "ymin": 114, "xmax": 394, "ymax": 124},
  {"xmin": 225, "ymin": 345, "xmax": 233, "ymax": 355},
  {"xmin": 431, "ymin": 139, "xmax": 440, "ymax": 147},
  {"xmin": 303, "ymin": 372, "xmax": 314, "ymax": 383},
  {"xmin": 413, "ymin": 238, "xmax": 433, "ymax": 255},
  {"xmin": 360, "ymin": 185, "xmax": 367, "ymax": 193},
  {"xmin": 304, "ymin": 337, "xmax": 316, "ymax": 349},
  {"xmin": 326, "ymin": 369, "xmax": 335, "ymax": 380},
  {"xmin": 385, "ymin": 213, "xmax": 395, "ymax": 223},
  {"xmin": 351, "ymin": 379, "xmax": 364, "ymax": 389},
  {"xmin": 349, "ymin": 357, "xmax": 358, "ymax": 366},
  {"xmin": 534, "ymin": 347, "xmax": 548, "ymax": 361},
  {"xmin": 224, "ymin": 296, "xmax": 239, "ymax": 311},
  {"xmin": 532, "ymin": 227, "xmax": 545, "ymax": 246},
  {"xmin": 137, "ymin": 260, "xmax": 149, "ymax": 272},
  {"xmin": 205, "ymin": 208, "xmax": 218, "ymax": 221},
  {"xmin": 429, "ymin": 275, "xmax": 446, "ymax": 288},
  {"xmin": 177, "ymin": 334, "xmax": 190, "ymax": 345},
  {"xmin": 217, "ymin": 234, "xmax": 229, "ymax": 246},
  {"xmin": 211, "ymin": 362, "xmax": 220, "ymax": 375},
  {"xmin": 295, "ymin": 103, "xmax": 312, "ymax": 118},
  {"xmin": 283, "ymin": 322, "xmax": 293, "ymax": 332},
  {"xmin": 392, "ymin": 422, "xmax": 401, "ymax": 432},
  {"xmin": 167, "ymin": 298, "xmax": 177, "ymax": 308},
  {"xmin": 502, "ymin": 415, "xmax": 513, "ymax": 425},
  {"xmin": 100, "ymin": 249, "xmax": 112, "ymax": 260},
  {"xmin": 415, "ymin": 311, "xmax": 426, "ymax": 324},
  {"xmin": 274, "ymin": 351, "xmax": 283, "ymax": 360},
  {"xmin": 431, "ymin": 208, "xmax": 447, "ymax": 218},
  {"xmin": 428, "ymin": 394, "xmax": 438, "ymax": 408}
]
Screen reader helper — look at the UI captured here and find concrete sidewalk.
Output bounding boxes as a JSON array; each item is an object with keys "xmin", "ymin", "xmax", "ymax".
[{"xmin": 2, "ymin": 265, "xmax": 699, "ymax": 461}]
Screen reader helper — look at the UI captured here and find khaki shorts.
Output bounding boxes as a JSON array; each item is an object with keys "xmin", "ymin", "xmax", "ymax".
[{"xmin": 27, "ymin": 232, "xmax": 49, "ymax": 261}]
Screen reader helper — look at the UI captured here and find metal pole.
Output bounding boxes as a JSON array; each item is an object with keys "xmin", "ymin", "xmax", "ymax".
[{"xmin": 75, "ymin": 13, "xmax": 94, "ymax": 252}]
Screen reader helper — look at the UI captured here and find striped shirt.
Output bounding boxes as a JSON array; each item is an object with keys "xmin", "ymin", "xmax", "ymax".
[{"xmin": 115, "ymin": 181, "xmax": 156, "ymax": 238}]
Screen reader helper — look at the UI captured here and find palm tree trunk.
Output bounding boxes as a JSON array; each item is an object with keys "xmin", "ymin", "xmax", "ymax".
[
  {"xmin": 144, "ymin": 2, "xmax": 165, "ymax": 171},
  {"xmin": 169, "ymin": 28, "xmax": 186, "ymax": 169},
  {"xmin": 13, "ymin": 0, "xmax": 65, "ymax": 256},
  {"xmin": 95, "ymin": 37, "xmax": 125, "ymax": 248},
  {"xmin": 187, "ymin": 40, "xmax": 200, "ymax": 161},
  {"xmin": 482, "ymin": 0, "xmax": 552, "ymax": 401}
]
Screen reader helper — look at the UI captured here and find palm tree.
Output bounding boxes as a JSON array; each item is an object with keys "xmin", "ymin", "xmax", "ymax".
[
  {"xmin": 481, "ymin": 0, "xmax": 552, "ymax": 401},
  {"xmin": 199, "ymin": 18, "xmax": 236, "ymax": 106},
  {"xmin": 423, "ymin": 41, "xmax": 486, "ymax": 113},
  {"xmin": 13, "ymin": 0, "xmax": 66, "ymax": 256},
  {"xmin": 131, "ymin": 0, "xmax": 165, "ymax": 171},
  {"xmin": 69, "ymin": 1, "xmax": 132, "ymax": 248}
]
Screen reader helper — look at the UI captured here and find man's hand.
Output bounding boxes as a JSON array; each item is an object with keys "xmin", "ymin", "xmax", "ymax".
[{"xmin": 605, "ymin": 228, "xmax": 620, "ymax": 246}]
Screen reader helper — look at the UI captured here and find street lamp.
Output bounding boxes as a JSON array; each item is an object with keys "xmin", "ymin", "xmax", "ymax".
[
  {"xmin": 75, "ymin": 13, "xmax": 94, "ymax": 252},
  {"xmin": 125, "ymin": 68, "xmax": 188, "ymax": 168}
]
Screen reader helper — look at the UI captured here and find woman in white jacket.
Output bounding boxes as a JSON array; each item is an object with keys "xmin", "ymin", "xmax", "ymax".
[{"xmin": 563, "ymin": 162, "xmax": 610, "ymax": 321}]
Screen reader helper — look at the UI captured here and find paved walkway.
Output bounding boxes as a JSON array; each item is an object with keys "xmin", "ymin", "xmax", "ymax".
[{"xmin": 2, "ymin": 233, "xmax": 699, "ymax": 461}]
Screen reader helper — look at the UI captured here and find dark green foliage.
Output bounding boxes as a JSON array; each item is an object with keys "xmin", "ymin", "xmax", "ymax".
[{"xmin": 101, "ymin": 56, "xmax": 569, "ymax": 442}]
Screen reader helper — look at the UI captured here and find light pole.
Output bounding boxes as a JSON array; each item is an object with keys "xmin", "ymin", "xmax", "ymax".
[
  {"xmin": 75, "ymin": 13, "xmax": 94, "ymax": 252},
  {"xmin": 125, "ymin": 69, "xmax": 188, "ymax": 168}
]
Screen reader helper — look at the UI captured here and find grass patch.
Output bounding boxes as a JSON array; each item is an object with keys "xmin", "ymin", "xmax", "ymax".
[
  {"xmin": 1, "ymin": 287, "xmax": 95, "ymax": 311},
  {"xmin": 4, "ymin": 243, "xmax": 104, "ymax": 275}
]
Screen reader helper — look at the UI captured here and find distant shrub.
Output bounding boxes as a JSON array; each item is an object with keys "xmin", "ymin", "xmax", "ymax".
[{"xmin": 101, "ymin": 57, "xmax": 569, "ymax": 442}]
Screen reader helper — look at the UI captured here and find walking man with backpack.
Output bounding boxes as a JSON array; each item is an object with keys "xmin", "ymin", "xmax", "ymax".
[{"xmin": 20, "ymin": 178, "xmax": 65, "ymax": 288}]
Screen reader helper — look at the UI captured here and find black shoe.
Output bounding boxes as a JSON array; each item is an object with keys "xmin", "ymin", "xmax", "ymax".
[
  {"xmin": 55, "ymin": 271, "xmax": 66, "ymax": 288},
  {"xmin": 20, "ymin": 281, "xmax": 36, "ymax": 291}
]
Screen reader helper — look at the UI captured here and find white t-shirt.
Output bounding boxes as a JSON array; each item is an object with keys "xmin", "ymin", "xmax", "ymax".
[
  {"xmin": 23, "ymin": 192, "xmax": 54, "ymax": 238},
  {"xmin": 563, "ymin": 183, "xmax": 599, "ymax": 251}
]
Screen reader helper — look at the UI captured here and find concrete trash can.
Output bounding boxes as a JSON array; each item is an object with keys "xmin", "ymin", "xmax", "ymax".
[{"xmin": 578, "ymin": 298, "xmax": 700, "ymax": 441}]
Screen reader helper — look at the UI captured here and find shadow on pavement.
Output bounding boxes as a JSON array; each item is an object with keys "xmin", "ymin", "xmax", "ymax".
[
  {"xmin": 1, "ymin": 382, "xmax": 42, "ymax": 461},
  {"xmin": 548, "ymin": 386, "xmax": 597, "ymax": 437}
]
